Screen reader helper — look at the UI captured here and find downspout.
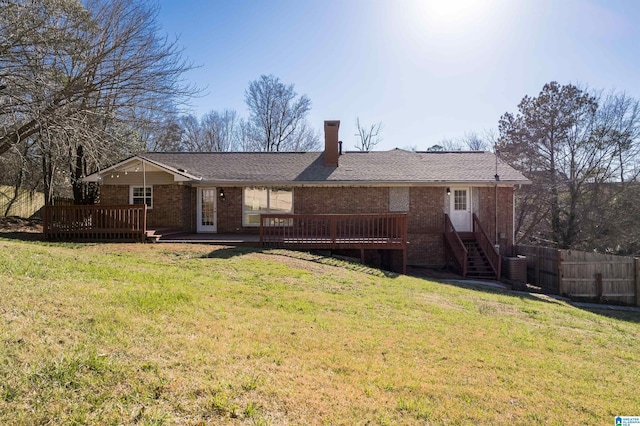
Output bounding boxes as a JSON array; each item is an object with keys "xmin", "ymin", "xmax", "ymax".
[
  {"xmin": 495, "ymin": 182, "xmax": 498, "ymax": 247},
  {"xmin": 513, "ymin": 186, "xmax": 516, "ymax": 251},
  {"xmin": 142, "ymin": 159, "xmax": 146, "ymax": 197},
  {"xmin": 494, "ymin": 149, "xmax": 500, "ymax": 253}
]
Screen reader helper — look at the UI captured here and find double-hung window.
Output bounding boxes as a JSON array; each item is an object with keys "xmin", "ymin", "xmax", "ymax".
[
  {"xmin": 130, "ymin": 186, "xmax": 152, "ymax": 208},
  {"xmin": 243, "ymin": 187, "xmax": 293, "ymax": 226}
]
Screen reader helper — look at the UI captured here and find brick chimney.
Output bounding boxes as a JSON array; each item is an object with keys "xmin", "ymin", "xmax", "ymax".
[{"xmin": 324, "ymin": 120, "xmax": 340, "ymax": 167}]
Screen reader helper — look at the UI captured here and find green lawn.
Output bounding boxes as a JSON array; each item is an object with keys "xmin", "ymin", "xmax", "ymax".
[{"xmin": 0, "ymin": 238, "xmax": 638, "ymax": 425}]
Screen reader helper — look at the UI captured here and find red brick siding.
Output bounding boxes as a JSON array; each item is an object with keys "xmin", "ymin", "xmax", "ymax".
[
  {"xmin": 186, "ymin": 187, "xmax": 197, "ymax": 233},
  {"xmin": 475, "ymin": 186, "xmax": 515, "ymax": 256},
  {"xmin": 216, "ymin": 187, "xmax": 245, "ymax": 233},
  {"xmin": 101, "ymin": 183, "xmax": 516, "ymax": 265},
  {"xmin": 99, "ymin": 185, "xmax": 129, "ymax": 205},
  {"xmin": 99, "ymin": 184, "xmax": 191, "ymax": 230},
  {"xmin": 145, "ymin": 184, "xmax": 189, "ymax": 229},
  {"xmin": 294, "ymin": 187, "xmax": 389, "ymax": 214},
  {"xmin": 408, "ymin": 187, "xmax": 447, "ymax": 266}
]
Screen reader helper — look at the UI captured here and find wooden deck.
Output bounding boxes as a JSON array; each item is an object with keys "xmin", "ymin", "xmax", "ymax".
[
  {"xmin": 260, "ymin": 213, "xmax": 408, "ymax": 273},
  {"xmin": 42, "ymin": 206, "xmax": 408, "ymax": 273},
  {"xmin": 43, "ymin": 205, "xmax": 147, "ymax": 241}
]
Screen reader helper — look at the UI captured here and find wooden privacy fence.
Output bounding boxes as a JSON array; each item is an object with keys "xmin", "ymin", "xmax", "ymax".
[
  {"xmin": 517, "ymin": 245, "xmax": 640, "ymax": 306},
  {"xmin": 0, "ymin": 186, "xmax": 44, "ymax": 218},
  {"xmin": 43, "ymin": 204, "xmax": 147, "ymax": 241}
]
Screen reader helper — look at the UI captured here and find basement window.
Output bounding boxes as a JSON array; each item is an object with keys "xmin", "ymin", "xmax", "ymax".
[
  {"xmin": 130, "ymin": 186, "xmax": 152, "ymax": 209},
  {"xmin": 243, "ymin": 187, "xmax": 293, "ymax": 226}
]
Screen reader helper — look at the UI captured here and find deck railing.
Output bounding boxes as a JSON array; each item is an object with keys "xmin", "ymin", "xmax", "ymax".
[
  {"xmin": 473, "ymin": 213, "xmax": 501, "ymax": 279},
  {"xmin": 260, "ymin": 213, "xmax": 407, "ymax": 249},
  {"xmin": 43, "ymin": 204, "xmax": 147, "ymax": 241},
  {"xmin": 443, "ymin": 214, "xmax": 468, "ymax": 278},
  {"xmin": 260, "ymin": 213, "xmax": 407, "ymax": 273}
]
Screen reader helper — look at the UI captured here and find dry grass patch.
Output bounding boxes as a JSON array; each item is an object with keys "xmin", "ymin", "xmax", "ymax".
[{"xmin": 1, "ymin": 239, "xmax": 639, "ymax": 425}]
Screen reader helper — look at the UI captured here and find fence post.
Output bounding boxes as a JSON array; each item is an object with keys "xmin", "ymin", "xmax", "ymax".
[
  {"xmin": 42, "ymin": 205, "xmax": 49, "ymax": 239},
  {"xmin": 557, "ymin": 250, "xmax": 563, "ymax": 295},
  {"xmin": 535, "ymin": 247, "xmax": 541, "ymax": 287},
  {"xmin": 635, "ymin": 258, "xmax": 640, "ymax": 307},
  {"xmin": 596, "ymin": 272, "xmax": 603, "ymax": 302}
]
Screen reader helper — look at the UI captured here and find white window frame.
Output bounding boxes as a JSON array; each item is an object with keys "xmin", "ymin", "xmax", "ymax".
[
  {"xmin": 130, "ymin": 185, "xmax": 153, "ymax": 209},
  {"xmin": 242, "ymin": 187, "xmax": 293, "ymax": 227}
]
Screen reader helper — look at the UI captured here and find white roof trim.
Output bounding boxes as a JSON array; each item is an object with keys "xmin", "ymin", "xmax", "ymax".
[
  {"xmin": 83, "ymin": 156, "xmax": 202, "ymax": 183},
  {"xmin": 198, "ymin": 180, "xmax": 532, "ymax": 187}
]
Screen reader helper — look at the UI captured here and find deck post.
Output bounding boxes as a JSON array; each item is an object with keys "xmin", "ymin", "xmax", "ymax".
[
  {"xmin": 635, "ymin": 258, "xmax": 640, "ymax": 307},
  {"xmin": 402, "ymin": 247, "xmax": 407, "ymax": 275},
  {"xmin": 330, "ymin": 215, "xmax": 337, "ymax": 249},
  {"xmin": 259, "ymin": 215, "xmax": 264, "ymax": 244},
  {"xmin": 141, "ymin": 204, "xmax": 147, "ymax": 241}
]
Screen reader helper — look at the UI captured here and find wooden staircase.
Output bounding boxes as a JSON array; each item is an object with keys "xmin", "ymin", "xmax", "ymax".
[
  {"xmin": 460, "ymin": 234, "xmax": 497, "ymax": 280},
  {"xmin": 443, "ymin": 214, "xmax": 501, "ymax": 281}
]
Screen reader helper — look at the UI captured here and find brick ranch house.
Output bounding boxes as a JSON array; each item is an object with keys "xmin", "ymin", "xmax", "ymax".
[{"xmin": 79, "ymin": 120, "xmax": 529, "ymax": 276}]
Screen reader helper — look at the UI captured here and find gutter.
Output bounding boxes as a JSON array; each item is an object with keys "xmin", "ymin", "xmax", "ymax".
[{"xmin": 195, "ymin": 180, "xmax": 532, "ymax": 187}]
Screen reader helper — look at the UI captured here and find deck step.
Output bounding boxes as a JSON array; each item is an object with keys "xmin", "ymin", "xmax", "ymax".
[
  {"xmin": 145, "ymin": 230, "xmax": 160, "ymax": 243},
  {"xmin": 463, "ymin": 238, "xmax": 497, "ymax": 280},
  {"xmin": 145, "ymin": 228, "xmax": 190, "ymax": 242}
]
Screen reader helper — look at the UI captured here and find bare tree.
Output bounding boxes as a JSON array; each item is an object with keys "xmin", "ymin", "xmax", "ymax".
[
  {"xmin": 200, "ymin": 109, "xmax": 239, "ymax": 152},
  {"xmin": 354, "ymin": 117, "xmax": 382, "ymax": 151},
  {"xmin": 427, "ymin": 138, "xmax": 463, "ymax": 151},
  {"xmin": 236, "ymin": 118, "xmax": 257, "ymax": 152},
  {"xmin": 427, "ymin": 133, "xmax": 490, "ymax": 152},
  {"xmin": 244, "ymin": 75, "xmax": 319, "ymax": 152},
  {"xmin": 462, "ymin": 132, "xmax": 490, "ymax": 151},
  {"xmin": 180, "ymin": 114, "xmax": 203, "ymax": 151},
  {"xmin": 174, "ymin": 110, "xmax": 240, "ymax": 152},
  {"xmin": 0, "ymin": 0, "xmax": 197, "ymax": 203}
]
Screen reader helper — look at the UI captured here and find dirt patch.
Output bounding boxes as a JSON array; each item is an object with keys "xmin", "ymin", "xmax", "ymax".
[
  {"xmin": 0, "ymin": 216, "xmax": 42, "ymax": 233},
  {"xmin": 0, "ymin": 216, "xmax": 43, "ymax": 240}
]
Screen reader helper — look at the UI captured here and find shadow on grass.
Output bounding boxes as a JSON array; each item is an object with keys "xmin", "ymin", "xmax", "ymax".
[
  {"xmin": 436, "ymin": 277, "xmax": 572, "ymax": 308},
  {"xmin": 0, "ymin": 231, "xmax": 45, "ymax": 241},
  {"xmin": 201, "ymin": 247, "xmax": 639, "ymax": 320},
  {"xmin": 572, "ymin": 304, "xmax": 640, "ymax": 323},
  {"xmin": 201, "ymin": 247, "xmax": 400, "ymax": 278},
  {"xmin": 202, "ymin": 246, "xmax": 263, "ymax": 259},
  {"xmin": 419, "ymin": 270, "xmax": 640, "ymax": 323}
]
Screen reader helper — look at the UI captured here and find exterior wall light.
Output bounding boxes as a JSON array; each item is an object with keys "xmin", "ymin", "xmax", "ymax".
[
  {"xmin": 219, "ymin": 188, "xmax": 225, "ymax": 199},
  {"xmin": 446, "ymin": 187, "xmax": 451, "ymax": 196}
]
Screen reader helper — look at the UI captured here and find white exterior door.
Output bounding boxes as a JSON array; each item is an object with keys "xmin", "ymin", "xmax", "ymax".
[
  {"xmin": 197, "ymin": 187, "xmax": 217, "ymax": 233},
  {"xmin": 450, "ymin": 187, "xmax": 471, "ymax": 232}
]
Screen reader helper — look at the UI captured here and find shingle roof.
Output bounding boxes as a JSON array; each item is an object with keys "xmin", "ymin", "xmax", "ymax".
[{"xmin": 138, "ymin": 149, "xmax": 529, "ymax": 185}]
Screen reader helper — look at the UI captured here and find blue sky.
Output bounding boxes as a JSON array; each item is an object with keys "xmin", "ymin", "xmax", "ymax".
[{"xmin": 156, "ymin": 0, "xmax": 640, "ymax": 151}]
